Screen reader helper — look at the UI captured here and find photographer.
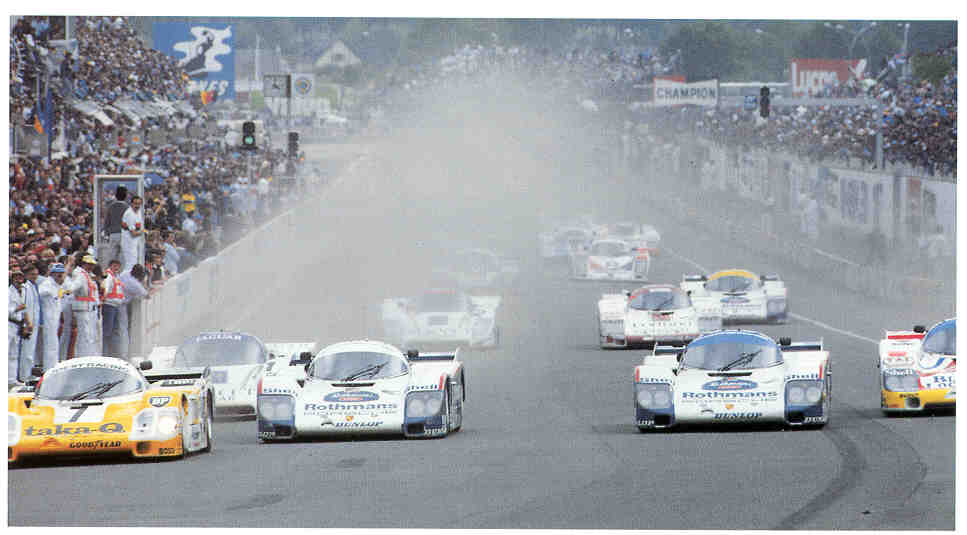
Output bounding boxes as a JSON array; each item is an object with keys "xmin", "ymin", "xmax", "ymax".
[{"xmin": 8, "ymin": 269, "xmax": 33, "ymax": 386}]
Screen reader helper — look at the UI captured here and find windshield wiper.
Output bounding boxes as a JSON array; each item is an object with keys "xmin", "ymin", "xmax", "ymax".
[
  {"xmin": 67, "ymin": 380, "xmax": 125, "ymax": 401},
  {"xmin": 650, "ymin": 296, "xmax": 675, "ymax": 311},
  {"xmin": 340, "ymin": 362, "xmax": 388, "ymax": 382},
  {"xmin": 719, "ymin": 350, "xmax": 762, "ymax": 372}
]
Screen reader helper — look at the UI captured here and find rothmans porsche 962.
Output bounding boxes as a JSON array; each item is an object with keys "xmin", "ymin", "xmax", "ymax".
[
  {"xmin": 633, "ymin": 330, "xmax": 831, "ymax": 431},
  {"xmin": 256, "ymin": 340, "xmax": 466, "ymax": 440}
]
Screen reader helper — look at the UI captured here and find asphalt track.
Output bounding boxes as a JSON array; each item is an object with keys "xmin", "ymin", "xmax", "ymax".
[{"xmin": 7, "ymin": 98, "xmax": 955, "ymax": 529}]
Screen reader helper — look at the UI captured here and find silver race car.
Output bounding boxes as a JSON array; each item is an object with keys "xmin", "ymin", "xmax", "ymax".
[{"xmin": 382, "ymin": 289, "xmax": 501, "ymax": 351}]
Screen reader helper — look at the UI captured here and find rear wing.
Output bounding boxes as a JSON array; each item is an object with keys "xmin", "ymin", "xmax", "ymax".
[
  {"xmin": 265, "ymin": 342, "xmax": 319, "ymax": 361},
  {"xmin": 654, "ymin": 345, "xmax": 685, "ymax": 356},
  {"xmin": 406, "ymin": 348, "xmax": 461, "ymax": 362},
  {"xmin": 884, "ymin": 329, "xmax": 926, "ymax": 341},
  {"xmin": 683, "ymin": 274, "xmax": 707, "ymax": 282}
]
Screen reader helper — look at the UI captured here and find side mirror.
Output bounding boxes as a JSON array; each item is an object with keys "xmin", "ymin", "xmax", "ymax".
[
  {"xmin": 686, "ymin": 290, "xmax": 692, "ymax": 297},
  {"xmin": 913, "ymin": 325, "xmax": 926, "ymax": 333},
  {"xmin": 299, "ymin": 351, "xmax": 313, "ymax": 361},
  {"xmin": 779, "ymin": 337, "xmax": 792, "ymax": 346},
  {"xmin": 30, "ymin": 365, "xmax": 44, "ymax": 378},
  {"xmin": 406, "ymin": 349, "xmax": 419, "ymax": 359},
  {"xmin": 139, "ymin": 360, "xmax": 153, "ymax": 371}
]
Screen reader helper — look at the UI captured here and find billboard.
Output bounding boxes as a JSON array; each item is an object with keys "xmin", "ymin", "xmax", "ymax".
[
  {"xmin": 653, "ymin": 79, "xmax": 718, "ymax": 107},
  {"xmin": 790, "ymin": 58, "xmax": 866, "ymax": 97},
  {"xmin": 154, "ymin": 22, "xmax": 235, "ymax": 100}
]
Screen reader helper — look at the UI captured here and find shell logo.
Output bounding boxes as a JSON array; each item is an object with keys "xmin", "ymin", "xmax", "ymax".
[
  {"xmin": 345, "ymin": 415, "xmax": 353, "ymax": 422},
  {"xmin": 725, "ymin": 404, "xmax": 734, "ymax": 410}
]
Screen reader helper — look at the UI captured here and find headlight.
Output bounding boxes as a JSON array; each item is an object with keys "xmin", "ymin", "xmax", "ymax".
[
  {"xmin": 157, "ymin": 414, "xmax": 179, "ymax": 436},
  {"xmin": 805, "ymin": 386, "xmax": 823, "ymax": 403},
  {"xmin": 787, "ymin": 380, "xmax": 824, "ymax": 405},
  {"xmin": 787, "ymin": 386, "xmax": 805, "ymax": 403},
  {"xmin": 9, "ymin": 413, "xmax": 20, "ymax": 446},
  {"xmin": 883, "ymin": 372, "xmax": 919, "ymax": 392},
  {"xmin": 406, "ymin": 391, "xmax": 445, "ymax": 418},
  {"xmin": 636, "ymin": 384, "xmax": 672, "ymax": 409},
  {"xmin": 135, "ymin": 410, "xmax": 155, "ymax": 432},
  {"xmin": 259, "ymin": 396, "xmax": 293, "ymax": 420}
]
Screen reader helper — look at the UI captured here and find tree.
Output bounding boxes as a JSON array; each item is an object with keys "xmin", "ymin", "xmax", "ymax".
[
  {"xmin": 660, "ymin": 22, "xmax": 745, "ymax": 81},
  {"xmin": 912, "ymin": 54, "xmax": 953, "ymax": 88}
]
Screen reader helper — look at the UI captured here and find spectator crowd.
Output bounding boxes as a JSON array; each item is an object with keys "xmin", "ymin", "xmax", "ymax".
[{"xmin": 9, "ymin": 16, "xmax": 299, "ymax": 387}]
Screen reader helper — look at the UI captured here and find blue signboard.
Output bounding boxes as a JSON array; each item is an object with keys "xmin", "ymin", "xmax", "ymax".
[
  {"xmin": 153, "ymin": 22, "xmax": 234, "ymax": 100},
  {"xmin": 744, "ymin": 95, "xmax": 758, "ymax": 110}
]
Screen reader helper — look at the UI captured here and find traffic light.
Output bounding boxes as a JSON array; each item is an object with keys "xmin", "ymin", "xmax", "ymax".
[
  {"xmin": 759, "ymin": 86, "xmax": 770, "ymax": 118},
  {"xmin": 287, "ymin": 132, "xmax": 299, "ymax": 158},
  {"xmin": 242, "ymin": 121, "xmax": 256, "ymax": 150}
]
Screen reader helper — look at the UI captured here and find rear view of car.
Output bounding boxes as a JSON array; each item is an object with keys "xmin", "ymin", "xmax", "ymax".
[
  {"xmin": 598, "ymin": 285, "xmax": 719, "ymax": 349},
  {"xmin": 572, "ymin": 239, "xmax": 650, "ymax": 281},
  {"xmin": 878, "ymin": 319, "xmax": 956, "ymax": 414},
  {"xmin": 682, "ymin": 270, "xmax": 788, "ymax": 324}
]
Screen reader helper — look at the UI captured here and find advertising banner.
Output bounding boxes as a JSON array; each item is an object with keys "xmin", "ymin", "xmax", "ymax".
[
  {"xmin": 790, "ymin": 58, "xmax": 866, "ymax": 98},
  {"xmin": 653, "ymin": 78, "xmax": 718, "ymax": 107},
  {"xmin": 153, "ymin": 22, "xmax": 235, "ymax": 100}
]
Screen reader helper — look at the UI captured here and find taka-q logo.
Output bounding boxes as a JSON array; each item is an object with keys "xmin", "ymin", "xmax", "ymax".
[
  {"xmin": 173, "ymin": 26, "xmax": 232, "ymax": 80},
  {"xmin": 24, "ymin": 422, "xmax": 126, "ymax": 436}
]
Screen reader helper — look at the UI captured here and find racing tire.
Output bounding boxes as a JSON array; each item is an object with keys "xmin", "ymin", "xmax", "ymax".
[
  {"xmin": 450, "ymin": 382, "xmax": 463, "ymax": 433},
  {"xmin": 439, "ymin": 387, "xmax": 451, "ymax": 438},
  {"xmin": 201, "ymin": 395, "xmax": 214, "ymax": 453}
]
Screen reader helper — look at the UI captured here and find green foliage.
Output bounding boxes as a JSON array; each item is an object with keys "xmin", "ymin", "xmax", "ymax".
[
  {"xmin": 912, "ymin": 54, "xmax": 952, "ymax": 87},
  {"xmin": 660, "ymin": 22, "xmax": 745, "ymax": 81}
]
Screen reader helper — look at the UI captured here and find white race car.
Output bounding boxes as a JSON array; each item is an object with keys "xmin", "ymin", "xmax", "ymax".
[
  {"xmin": 634, "ymin": 330, "xmax": 831, "ymax": 430},
  {"xmin": 381, "ymin": 289, "xmax": 500, "ymax": 351},
  {"xmin": 540, "ymin": 226, "xmax": 595, "ymax": 260},
  {"xmin": 147, "ymin": 332, "xmax": 318, "ymax": 417},
  {"xmin": 432, "ymin": 248, "xmax": 519, "ymax": 293},
  {"xmin": 605, "ymin": 222, "xmax": 661, "ymax": 256},
  {"xmin": 878, "ymin": 318, "xmax": 956, "ymax": 414},
  {"xmin": 681, "ymin": 269, "xmax": 788, "ymax": 324},
  {"xmin": 571, "ymin": 239, "xmax": 650, "ymax": 281},
  {"xmin": 256, "ymin": 340, "xmax": 466, "ymax": 440},
  {"xmin": 597, "ymin": 284, "xmax": 722, "ymax": 349}
]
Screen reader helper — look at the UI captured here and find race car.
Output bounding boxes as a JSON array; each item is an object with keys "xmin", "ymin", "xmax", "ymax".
[
  {"xmin": 605, "ymin": 222, "xmax": 661, "ymax": 256},
  {"xmin": 597, "ymin": 284, "xmax": 722, "ymax": 349},
  {"xmin": 634, "ymin": 330, "xmax": 830, "ymax": 431},
  {"xmin": 878, "ymin": 318, "xmax": 956, "ymax": 414},
  {"xmin": 681, "ymin": 269, "xmax": 788, "ymax": 324},
  {"xmin": 431, "ymin": 248, "xmax": 519, "ymax": 293},
  {"xmin": 381, "ymin": 289, "xmax": 500, "ymax": 351},
  {"xmin": 9, "ymin": 356, "xmax": 213, "ymax": 464},
  {"xmin": 147, "ymin": 331, "xmax": 319, "ymax": 417},
  {"xmin": 540, "ymin": 225, "xmax": 596, "ymax": 260},
  {"xmin": 571, "ymin": 239, "xmax": 651, "ymax": 281},
  {"xmin": 256, "ymin": 340, "xmax": 466, "ymax": 440}
]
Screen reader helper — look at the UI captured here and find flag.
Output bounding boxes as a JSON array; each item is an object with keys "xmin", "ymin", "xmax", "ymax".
[
  {"xmin": 33, "ymin": 115, "xmax": 44, "ymax": 134},
  {"xmin": 200, "ymin": 90, "xmax": 215, "ymax": 105}
]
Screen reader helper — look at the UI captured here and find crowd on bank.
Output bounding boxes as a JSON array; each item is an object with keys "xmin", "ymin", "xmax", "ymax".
[{"xmin": 9, "ymin": 16, "xmax": 299, "ymax": 385}]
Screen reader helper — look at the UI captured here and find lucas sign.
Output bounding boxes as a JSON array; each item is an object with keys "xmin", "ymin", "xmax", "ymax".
[{"xmin": 653, "ymin": 79, "xmax": 719, "ymax": 107}]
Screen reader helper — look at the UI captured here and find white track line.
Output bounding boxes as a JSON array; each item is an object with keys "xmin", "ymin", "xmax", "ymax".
[{"xmin": 665, "ymin": 246, "xmax": 878, "ymax": 346}]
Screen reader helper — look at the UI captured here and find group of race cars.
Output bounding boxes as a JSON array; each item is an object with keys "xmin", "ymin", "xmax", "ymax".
[{"xmin": 7, "ymin": 219, "xmax": 956, "ymax": 464}]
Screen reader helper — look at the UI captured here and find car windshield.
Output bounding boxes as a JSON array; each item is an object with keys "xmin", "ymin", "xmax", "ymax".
[
  {"xmin": 630, "ymin": 289, "xmax": 690, "ymax": 311},
  {"xmin": 705, "ymin": 275, "xmax": 757, "ymax": 292},
  {"xmin": 311, "ymin": 351, "xmax": 409, "ymax": 381},
  {"xmin": 590, "ymin": 242, "xmax": 628, "ymax": 257},
  {"xmin": 680, "ymin": 334, "xmax": 781, "ymax": 371},
  {"xmin": 36, "ymin": 363, "xmax": 145, "ymax": 400},
  {"xmin": 416, "ymin": 292, "xmax": 464, "ymax": 313},
  {"xmin": 174, "ymin": 333, "xmax": 264, "ymax": 367},
  {"xmin": 922, "ymin": 320, "xmax": 956, "ymax": 355}
]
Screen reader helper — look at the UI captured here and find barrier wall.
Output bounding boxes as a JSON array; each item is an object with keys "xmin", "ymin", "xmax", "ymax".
[
  {"xmin": 642, "ymin": 139, "xmax": 952, "ymax": 304},
  {"xmin": 132, "ymin": 154, "xmax": 369, "ymax": 357}
]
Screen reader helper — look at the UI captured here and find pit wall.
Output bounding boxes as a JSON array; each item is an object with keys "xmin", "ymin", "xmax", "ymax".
[{"xmin": 129, "ymin": 153, "xmax": 372, "ymax": 357}]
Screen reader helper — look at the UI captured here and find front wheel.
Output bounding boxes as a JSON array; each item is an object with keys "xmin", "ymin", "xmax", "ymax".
[{"xmin": 201, "ymin": 396, "xmax": 214, "ymax": 453}]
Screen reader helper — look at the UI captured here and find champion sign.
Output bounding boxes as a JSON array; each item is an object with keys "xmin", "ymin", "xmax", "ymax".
[{"xmin": 653, "ymin": 79, "xmax": 719, "ymax": 107}]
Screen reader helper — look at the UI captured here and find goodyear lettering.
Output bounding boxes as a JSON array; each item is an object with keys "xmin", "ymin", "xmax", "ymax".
[
  {"xmin": 714, "ymin": 412, "xmax": 762, "ymax": 420},
  {"xmin": 304, "ymin": 402, "xmax": 398, "ymax": 411},
  {"xmin": 24, "ymin": 422, "xmax": 126, "ymax": 436},
  {"xmin": 682, "ymin": 391, "xmax": 778, "ymax": 399},
  {"xmin": 69, "ymin": 440, "xmax": 122, "ymax": 448}
]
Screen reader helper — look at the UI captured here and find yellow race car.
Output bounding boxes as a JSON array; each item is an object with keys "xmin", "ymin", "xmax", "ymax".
[{"xmin": 8, "ymin": 356, "xmax": 214, "ymax": 465}]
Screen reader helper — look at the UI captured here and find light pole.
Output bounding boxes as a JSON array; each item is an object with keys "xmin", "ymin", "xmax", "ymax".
[{"xmin": 824, "ymin": 21, "xmax": 877, "ymax": 60}]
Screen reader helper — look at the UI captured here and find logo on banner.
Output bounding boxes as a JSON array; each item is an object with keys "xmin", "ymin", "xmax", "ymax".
[
  {"xmin": 174, "ymin": 26, "xmax": 233, "ymax": 80},
  {"xmin": 293, "ymin": 74, "xmax": 314, "ymax": 97}
]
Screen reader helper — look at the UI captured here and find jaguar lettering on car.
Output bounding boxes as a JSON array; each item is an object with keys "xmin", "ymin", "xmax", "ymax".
[
  {"xmin": 324, "ymin": 391, "xmax": 380, "ymax": 403},
  {"xmin": 23, "ymin": 422, "xmax": 126, "ymax": 436},
  {"xmin": 161, "ymin": 379, "xmax": 196, "ymax": 387},
  {"xmin": 703, "ymin": 379, "xmax": 758, "ymax": 391}
]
